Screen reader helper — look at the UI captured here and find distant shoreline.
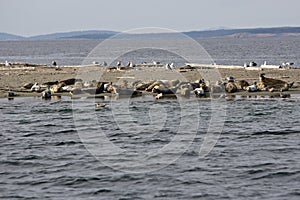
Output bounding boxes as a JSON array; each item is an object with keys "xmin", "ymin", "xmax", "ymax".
[{"xmin": 1, "ymin": 26, "xmax": 300, "ymax": 41}]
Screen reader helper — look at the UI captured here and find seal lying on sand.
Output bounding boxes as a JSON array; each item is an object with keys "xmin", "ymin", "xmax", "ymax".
[
  {"xmin": 145, "ymin": 80, "xmax": 180, "ymax": 92},
  {"xmin": 60, "ymin": 78, "xmax": 78, "ymax": 86},
  {"xmin": 194, "ymin": 83, "xmax": 210, "ymax": 97},
  {"xmin": 225, "ymin": 82, "xmax": 238, "ymax": 93},
  {"xmin": 146, "ymin": 81, "xmax": 165, "ymax": 92},
  {"xmin": 133, "ymin": 80, "xmax": 155, "ymax": 91},
  {"xmin": 152, "ymin": 85, "xmax": 177, "ymax": 94},
  {"xmin": 236, "ymin": 80, "xmax": 250, "ymax": 90},
  {"xmin": 246, "ymin": 82, "xmax": 258, "ymax": 92},
  {"xmin": 225, "ymin": 77, "xmax": 238, "ymax": 93},
  {"xmin": 23, "ymin": 82, "xmax": 34, "ymax": 89},
  {"xmin": 95, "ymin": 82, "xmax": 107, "ymax": 94},
  {"xmin": 50, "ymin": 82, "xmax": 66, "ymax": 93},
  {"xmin": 42, "ymin": 81, "xmax": 59, "ymax": 87},
  {"xmin": 31, "ymin": 82, "xmax": 41, "ymax": 92},
  {"xmin": 258, "ymin": 73, "xmax": 294, "ymax": 91}
]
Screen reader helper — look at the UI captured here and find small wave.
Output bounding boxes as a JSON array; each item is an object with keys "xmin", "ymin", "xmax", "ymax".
[
  {"xmin": 63, "ymin": 177, "xmax": 96, "ymax": 186},
  {"xmin": 159, "ymin": 128, "xmax": 170, "ymax": 133},
  {"xmin": 50, "ymin": 176, "xmax": 101, "ymax": 187},
  {"xmin": 0, "ymin": 160, "xmax": 45, "ymax": 167},
  {"xmin": 142, "ymin": 138, "xmax": 170, "ymax": 144},
  {"xmin": 246, "ymin": 169, "xmax": 265, "ymax": 175},
  {"xmin": 0, "ymin": 195, "xmax": 37, "ymax": 199},
  {"xmin": 58, "ymin": 108, "xmax": 74, "ymax": 113},
  {"xmin": 109, "ymin": 174, "xmax": 141, "ymax": 183},
  {"xmin": 54, "ymin": 141, "xmax": 80, "ymax": 146},
  {"xmin": 17, "ymin": 155, "xmax": 41, "ymax": 160},
  {"xmin": 44, "ymin": 124, "xmax": 57, "ymax": 127},
  {"xmin": 181, "ymin": 166, "xmax": 205, "ymax": 173},
  {"xmin": 251, "ymin": 130, "xmax": 299, "ymax": 135},
  {"xmin": 108, "ymin": 132, "xmax": 124, "ymax": 137},
  {"xmin": 18, "ymin": 119, "xmax": 43, "ymax": 124},
  {"xmin": 93, "ymin": 189, "xmax": 112, "ymax": 194},
  {"xmin": 253, "ymin": 111, "xmax": 274, "ymax": 116},
  {"xmin": 243, "ymin": 162, "xmax": 274, "ymax": 168},
  {"xmin": 251, "ymin": 171, "xmax": 299, "ymax": 180},
  {"xmin": 30, "ymin": 108, "xmax": 74, "ymax": 114},
  {"xmin": 54, "ymin": 129, "xmax": 78, "ymax": 134},
  {"xmin": 22, "ymin": 132, "xmax": 39, "ymax": 137},
  {"xmin": 51, "ymin": 176, "xmax": 120, "ymax": 188},
  {"xmin": 288, "ymin": 191, "xmax": 300, "ymax": 196}
]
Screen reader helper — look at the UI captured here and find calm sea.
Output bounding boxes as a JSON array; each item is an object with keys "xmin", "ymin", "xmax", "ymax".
[
  {"xmin": 0, "ymin": 37, "xmax": 300, "ymax": 66},
  {"xmin": 0, "ymin": 37, "xmax": 300, "ymax": 199}
]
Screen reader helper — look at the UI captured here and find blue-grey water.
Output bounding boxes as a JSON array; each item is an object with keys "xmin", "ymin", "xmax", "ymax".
[
  {"xmin": 0, "ymin": 37, "xmax": 300, "ymax": 199},
  {"xmin": 1, "ymin": 37, "xmax": 300, "ymax": 66}
]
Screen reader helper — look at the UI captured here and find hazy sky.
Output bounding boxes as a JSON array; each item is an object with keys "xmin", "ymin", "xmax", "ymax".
[{"xmin": 1, "ymin": 0, "xmax": 299, "ymax": 36}]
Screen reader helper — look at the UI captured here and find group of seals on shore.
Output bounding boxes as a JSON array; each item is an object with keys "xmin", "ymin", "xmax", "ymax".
[
  {"xmin": 137, "ymin": 73, "xmax": 294, "ymax": 99},
  {"xmin": 7, "ymin": 73, "xmax": 295, "ymax": 100},
  {"xmin": 222, "ymin": 73, "xmax": 294, "ymax": 94}
]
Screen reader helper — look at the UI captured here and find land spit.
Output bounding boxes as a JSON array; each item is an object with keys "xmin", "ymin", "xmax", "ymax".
[{"xmin": 0, "ymin": 65, "xmax": 299, "ymax": 99}]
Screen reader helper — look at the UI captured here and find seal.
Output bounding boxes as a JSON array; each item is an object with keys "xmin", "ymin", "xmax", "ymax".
[
  {"xmin": 42, "ymin": 88, "xmax": 51, "ymax": 99},
  {"xmin": 152, "ymin": 85, "xmax": 177, "ymax": 95},
  {"xmin": 258, "ymin": 73, "xmax": 294, "ymax": 91},
  {"xmin": 31, "ymin": 82, "xmax": 41, "ymax": 92},
  {"xmin": 225, "ymin": 82, "xmax": 238, "ymax": 93}
]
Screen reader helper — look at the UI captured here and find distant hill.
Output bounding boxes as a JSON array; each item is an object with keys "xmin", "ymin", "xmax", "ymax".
[
  {"xmin": 0, "ymin": 32, "xmax": 24, "ymax": 41},
  {"xmin": 183, "ymin": 27, "xmax": 300, "ymax": 38},
  {"xmin": 1, "ymin": 27, "xmax": 300, "ymax": 41},
  {"xmin": 27, "ymin": 30, "xmax": 118, "ymax": 40},
  {"xmin": 64, "ymin": 27, "xmax": 300, "ymax": 39}
]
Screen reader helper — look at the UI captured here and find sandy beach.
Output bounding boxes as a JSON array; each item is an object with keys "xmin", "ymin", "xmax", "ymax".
[{"xmin": 0, "ymin": 64, "xmax": 299, "ymax": 98}]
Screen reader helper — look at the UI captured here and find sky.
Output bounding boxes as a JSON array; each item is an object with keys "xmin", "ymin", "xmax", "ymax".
[{"xmin": 1, "ymin": 0, "xmax": 299, "ymax": 36}]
